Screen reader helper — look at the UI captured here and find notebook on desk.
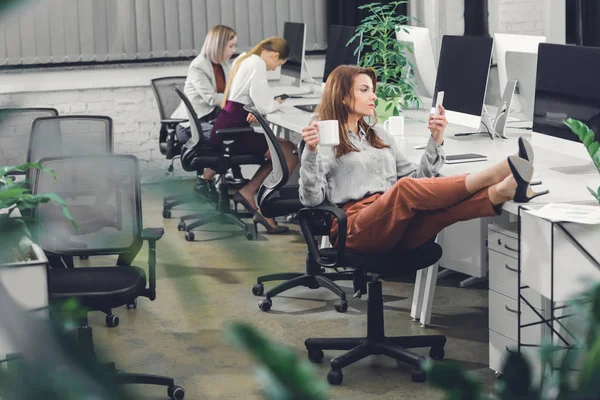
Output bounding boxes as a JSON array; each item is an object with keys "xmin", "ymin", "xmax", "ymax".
[{"xmin": 445, "ymin": 153, "xmax": 487, "ymax": 164}]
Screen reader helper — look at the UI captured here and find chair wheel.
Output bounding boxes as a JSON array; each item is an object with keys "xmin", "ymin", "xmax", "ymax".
[
  {"xmin": 126, "ymin": 299, "xmax": 137, "ymax": 309},
  {"xmin": 307, "ymin": 349, "xmax": 324, "ymax": 364},
  {"xmin": 334, "ymin": 300, "xmax": 348, "ymax": 313},
  {"xmin": 168, "ymin": 385, "xmax": 185, "ymax": 400},
  {"xmin": 79, "ymin": 255, "xmax": 89, "ymax": 260},
  {"xmin": 177, "ymin": 221, "xmax": 186, "ymax": 231},
  {"xmin": 105, "ymin": 315, "xmax": 119, "ymax": 327},
  {"xmin": 163, "ymin": 210, "xmax": 171, "ymax": 219},
  {"xmin": 411, "ymin": 369, "xmax": 427, "ymax": 383},
  {"xmin": 245, "ymin": 231, "xmax": 255, "ymax": 240},
  {"xmin": 258, "ymin": 299, "xmax": 272, "ymax": 312},
  {"xmin": 327, "ymin": 369, "xmax": 343, "ymax": 385},
  {"xmin": 429, "ymin": 346, "xmax": 444, "ymax": 361},
  {"xmin": 185, "ymin": 231, "xmax": 195, "ymax": 241},
  {"xmin": 252, "ymin": 283, "xmax": 264, "ymax": 296}
]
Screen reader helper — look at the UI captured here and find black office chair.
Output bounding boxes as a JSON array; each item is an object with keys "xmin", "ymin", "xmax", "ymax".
[
  {"xmin": 173, "ymin": 86, "xmax": 264, "ymax": 241},
  {"xmin": 32, "ymin": 154, "xmax": 185, "ymax": 399},
  {"xmin": 0, "ymin": 107, "xmax": 58, "ymax": 172},
  {"xmin": 243, "ymin": 105, "xmax": 355, "ymax": 312},
  {"xmin": 298, "ymin": 207, "xmax": 447, "ymax": 385}
]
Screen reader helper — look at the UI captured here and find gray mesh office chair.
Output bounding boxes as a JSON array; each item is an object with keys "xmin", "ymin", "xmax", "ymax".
[
  {"xmin": 32, "ymin": 155, "xmax": 184, "ymax": 399},
  {"xmin": 0, "ymin": 107, "xmax": 58, "ymax": 171}
]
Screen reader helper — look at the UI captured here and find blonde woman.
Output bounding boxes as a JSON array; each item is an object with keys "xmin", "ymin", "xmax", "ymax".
[
  {"xmin": 172, "ymin": 25, "xmax": 237, "ymax": 189},
  {"xmin": 211, "ymin": 37, "xmax": 298, "ymax": 234}
]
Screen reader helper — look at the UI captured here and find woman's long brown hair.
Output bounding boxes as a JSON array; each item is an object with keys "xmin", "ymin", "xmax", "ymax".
[{"xmin": 314, "ymin": 65, "xmax": 389, "ymax": 158}]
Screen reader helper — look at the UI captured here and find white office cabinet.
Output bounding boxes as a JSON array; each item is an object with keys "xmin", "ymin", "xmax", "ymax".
[
  {"xmin": 488, "ymin": 222, "xmax": 544, "ymax": 376},
  {"xmin": 440, "ymin": 214, "xmax": 506, "ymax": 279}
]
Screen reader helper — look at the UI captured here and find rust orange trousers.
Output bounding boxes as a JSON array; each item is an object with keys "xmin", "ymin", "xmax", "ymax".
[{"xmin": 330, "ymin": 175, "xmax": 502, "ymax": 254}]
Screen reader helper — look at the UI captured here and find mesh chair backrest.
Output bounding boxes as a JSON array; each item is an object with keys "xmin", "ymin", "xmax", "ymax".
[
  {"xmin": 28, "ymin": 116, "xmax": 113, "ymax": 164},
  {"xmin": 244, "ymin": 105, "xmax": 288, "ymax": 202},
  {"xmin": 173, "ymin": 85, "xmax": 204, "ymax": 148},
  {"xmin": 151, "ymin": 77, "xmax": 187, "ymax": 120},
  {"xmin": 0, "ymin": 108, "xmax": 58, "ymax": 168},
  {"xmin": 33, "ymin": 155, "xmax": 142, "ymax": 255}
]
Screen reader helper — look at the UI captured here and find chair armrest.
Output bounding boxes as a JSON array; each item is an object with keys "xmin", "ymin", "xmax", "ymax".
[
  {"xmin": 161, "ymin": 118, "xmax": 187, "ymax": 125},
  {"xmin": 216, "ymin": 127, "xmax": 255, "ymax": 141},
  {"xmin": 298, "ymin": 205, "xmax": 347, "ymax": 268},
  {"xmin": 142, "ymin": 227, "xmax": 165, "ymax": 242}
]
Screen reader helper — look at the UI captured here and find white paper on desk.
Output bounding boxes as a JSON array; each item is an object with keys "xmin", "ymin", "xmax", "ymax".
[{"xmin": 526, "ymin": 203, "xmax": 600, "ymax": 225}]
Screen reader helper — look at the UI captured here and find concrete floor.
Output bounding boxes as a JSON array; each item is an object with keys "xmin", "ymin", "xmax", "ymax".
[{"xmin": 82, "ymin": 181, "xmax": 498, "ymax": 399}]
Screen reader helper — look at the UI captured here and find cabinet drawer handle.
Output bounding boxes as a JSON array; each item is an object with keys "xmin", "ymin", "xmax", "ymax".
[
  {"xmin": 497, "ymin": 238, "xmax": 517, "ymax": 252},
  {"xmin": 504, "ymin": 264, "xmax": 518, "ymax": 273},
  {"xmin": 505, "ymin": 305, "xmax": 521, "ymax": 314}
]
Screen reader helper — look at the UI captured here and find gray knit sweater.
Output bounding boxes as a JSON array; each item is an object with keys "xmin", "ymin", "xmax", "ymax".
[{"xmin": 299, "ymin": 126, "xmax": 445, "ymax": 207}]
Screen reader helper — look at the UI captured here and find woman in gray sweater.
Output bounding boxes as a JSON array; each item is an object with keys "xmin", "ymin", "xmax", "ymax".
[{"xmin": 299, "ymin": 65, "xmax": 541, "ymax": 254}]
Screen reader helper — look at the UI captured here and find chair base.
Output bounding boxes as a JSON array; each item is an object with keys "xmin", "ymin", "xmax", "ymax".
[
  {"xmin": 253, "ymin": 254, "xmax": 354, "ymax": 312},
  {"xmin": 78, "ymin": 325, "xmax": 185, "ymax": 399},
  {"xmin": 304, "ymin": 280, "xmax": 446, "ymax": 385}
]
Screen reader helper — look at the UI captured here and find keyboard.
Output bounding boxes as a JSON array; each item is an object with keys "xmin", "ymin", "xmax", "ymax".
[{"xmin": 294, "ymin": 104, "xmax": 317, "ymax": 113}]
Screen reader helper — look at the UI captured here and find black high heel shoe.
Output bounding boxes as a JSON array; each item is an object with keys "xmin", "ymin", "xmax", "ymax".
[
  {"xmin": 518, "ymin": 137, "xmax": 542, "ymax": 186},
  {"xmin": 508, "ymin": 155, "xmax": 549, "ymax": 203},
  {"xmin": 233, "ymin": 191, "xmax": 257, "ymax": 214},
  {"xmin": 252, "ymin": 211, "xmax": 289, "ymax": 234}
]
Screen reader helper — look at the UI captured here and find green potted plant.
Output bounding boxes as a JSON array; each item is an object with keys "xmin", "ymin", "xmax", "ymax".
[
  {"xmin": 348, "ymin": 0, "xmax": 421, "ymax": 119},
  {"xmin": 563, "ymin": 118, "xmax": 600, "ymax": 204}
]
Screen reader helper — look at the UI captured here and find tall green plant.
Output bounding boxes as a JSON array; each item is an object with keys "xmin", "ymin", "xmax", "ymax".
[
  {"xmin": 348, "ymin": 1, "xmax": 420, "ymax": 117},
  {"xmin": 0, "ymin": 162, "xmax": 77, "ymax": 262},
  {"xmin": 563, "ymin": 118, "xmax": 600, "ymax": 204}
]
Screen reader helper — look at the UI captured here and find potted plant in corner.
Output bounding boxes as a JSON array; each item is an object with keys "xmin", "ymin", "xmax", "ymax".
[{"xmin": 348, "ymin": 0, "xmax": 421, "ymax": 119}]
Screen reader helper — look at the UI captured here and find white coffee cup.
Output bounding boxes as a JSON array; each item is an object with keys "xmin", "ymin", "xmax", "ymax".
[
  {"xmin": 383, "ymin": 116, "xmax": 405, "ymax": 139},
  {"xmin": 317, "ymin": 120, "xmax": 340, "ymax": 146}
]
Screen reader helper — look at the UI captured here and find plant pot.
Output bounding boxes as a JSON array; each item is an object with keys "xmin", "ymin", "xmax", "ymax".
[{"xmin": 0, "ymin": 241, "xmax": 49, "ymax": 361}]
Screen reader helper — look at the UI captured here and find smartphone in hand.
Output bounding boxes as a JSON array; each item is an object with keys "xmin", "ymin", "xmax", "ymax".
[{"xmin": 434, "ymin": 91, "xmax": 445, "ymax": 115}]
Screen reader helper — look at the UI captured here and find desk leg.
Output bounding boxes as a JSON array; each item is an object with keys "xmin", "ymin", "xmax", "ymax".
[
  {"xmin": 418, "ymin": 231, "xmax": 444, "ymax": 327},
  {"xmin": 411, "ymin": 268, "xmax": 427, "ymax": 321}
]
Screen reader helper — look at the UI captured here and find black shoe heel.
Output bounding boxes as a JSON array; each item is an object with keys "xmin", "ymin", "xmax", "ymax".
[
  {"xmin": 508, "ymin": 156, "xmax": 549, "ymax": 203},
  {"xmin": 252, "ymin": 211, "xmax": 289, "ymax": 234},
  {"xmin": 232, "ymin": 192, "xmax": 257, "ymax": 214}
]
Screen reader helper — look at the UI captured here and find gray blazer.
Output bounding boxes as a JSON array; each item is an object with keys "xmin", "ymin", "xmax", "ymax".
[{"xmin": 171, "ymin": 54, "xmax": 231, "ymax": 120}]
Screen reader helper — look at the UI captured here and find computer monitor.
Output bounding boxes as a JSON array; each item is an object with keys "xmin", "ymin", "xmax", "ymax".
[
  {"xmin": 532, "ymin": 43, "xmax": 600, "ymax": 174},
  {"xmin": 432, "ymin": 35, "xmax": 494, "ymax": 129},
  {"xmin": 494, "ymin": 33, "xmax": 547, "ymax": 104},
  {"xmin": 506, "ymin": 51, "xmax": 539, "ymax": 121},
  {"xmin": 323, "ymin": 25, "xmax": 361, "ymax": 83},
  {"xmin": 281, "ymin": 22, "xmax": 306, "ymax": 87},
  {"xmin": 396, "ymin": 26, "xmax": 437, "ymax": 98}
]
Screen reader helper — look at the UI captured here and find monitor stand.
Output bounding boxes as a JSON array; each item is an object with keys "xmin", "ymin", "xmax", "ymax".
[
  {"xmin": 550, "ymin": 162, "xmax": 598, "ymax": 175},
  {"xmin": 491, "ymin": 79, "xmax": 518, "ymax": 138},
  {"xmin": 287, "ymin": 59, "xmax": 322, "ymax": 98}
]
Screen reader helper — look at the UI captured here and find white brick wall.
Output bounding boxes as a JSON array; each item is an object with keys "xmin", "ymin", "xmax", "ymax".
[{"xmin": 0, "ymin": 85, "xmax": 195, "ymax": 183}]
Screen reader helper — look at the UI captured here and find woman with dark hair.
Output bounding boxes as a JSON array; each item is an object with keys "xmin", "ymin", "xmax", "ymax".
[{"xmin": 299, "ymin": 65, "xmax": 544, "ymax": 255}]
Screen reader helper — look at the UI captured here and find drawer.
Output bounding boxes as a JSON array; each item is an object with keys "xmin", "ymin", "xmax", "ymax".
[
  {"xmin": 488, "ymin": 229, "xmax": 518, "ymax": 258},
  {"xmin": 489, "ymin": 290, "xmax": 543, "ymax": 344},
  {"xmin": 489, "ymin": 330, "xmax": 541, "ymax": 381},
  {"xmin": 489, "ymin": 250, "xmax": 545, "ymax": 309}
]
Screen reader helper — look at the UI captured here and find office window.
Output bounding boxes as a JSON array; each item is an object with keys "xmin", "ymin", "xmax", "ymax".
[{"xmin": 0, "ymin": 0, "xmax": 327, "ymax": 68}]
